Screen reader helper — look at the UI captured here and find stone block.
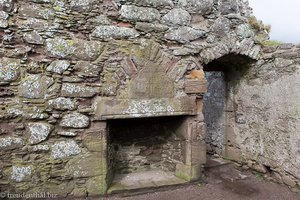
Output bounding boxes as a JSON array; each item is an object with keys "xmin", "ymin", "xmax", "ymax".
[
  {"xmin": 47, "ymin": 97, "xmax": 77, "ymax": 111},
  {"xmin": 191, "ymin": 142, "xmax": 206, "ymax": 165},
  {"xmin": 282, "ymin": 174, "xmax": 297, "ymax": 187},
  {"xmin": 28, "ymin": 122, "xmax": 53, "ymax": 145},
  {"xmin": 225, "ymin": 146, "xmax": 243, "ymax": 162},
  {"xmin": 218, "ymin": 0, "xmax": 239, "ymax": 15},
  {"xmin": 91, "ymin": 25, "xmax": 139, "ymax": 40},
  {"xmin": 0, "ymin": 58, "xmax": 21, "ymax": 82},
  {"xmin": 135, "ymin": 0, "xmax": 174, "ymax": 8},
  {"xmin": 60, "ymin": 113, "xmax": 90, "ymax": 128},
  {"xmin": 0, "ymin": 137, "xmax": 24, "ymax": 150},
  {"xmin": 18, "ymin": 74, "xmax": 54, "ymax": 99},
  {"xmin": 181, "ymin": 0, "xmax": 213, "ymax": 15},
  {"xmin": 175, "ymin": 163, "xmax": 201, "ymax": 181},
  {"xmin": 73, "ymin": 61, "xmax": 102, "ymax": 78},
  {"xmin": 19, "ymin": 4, "xmax": 54, "ymax": 20},
  {"xmin": 164, "ymin": 27, "xmax": 206, "ymax": 43},
  {"xmin": 46, "ymin": 60, "xmax": 70, "ymax": 74},
  {"xmin": 10, "ymin": 166, "xmax": 32, "ymax": 182},
  {"xmin": 23, "ymin": 31, "xmax": 44, "ymax": 45},
  {"xmin": 70, "ymin": 0, "xmax": 99, "ymax": 12},
  {"xmin": 162, "ymin": 8, "xmax": 191, "ymax": 26},
  {"xmin": 46, "ymin": 38, "xmax": 104, "ymax": 60},
  {"xmin": 67, "ymin": 153, "xmax": 107, "ymax": 178},
  {"xmin": 86, "ymin": 176, "xmax": 108, "ymax": 196},
  {"xmin": 185, "ymin": 79, "xmax": 207, "ymax": 94},
  {"xmin": 83, "ymin": 131, "xmax": 107, "ymax": 152},
  {"xmin": 51, "ymin": 140, "xmax": 81, "ymax": 159},
  {"xmin": 119, "ymin": 5, "xmax": 160, "ymax": 22},
  {"xmin": 135, "ymin": 22, "xmax": 169, "ymax": 33},
  {"xmin": 94, "ymin": 96, "xmax": 197, "ymax": 120},
  {"xmin": 61, "ymin": 83, "xmax": 99, "ymax": 98}
]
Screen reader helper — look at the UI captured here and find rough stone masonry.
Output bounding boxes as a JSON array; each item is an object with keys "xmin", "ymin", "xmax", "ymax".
[{"xmin": 0, "ymin": 0, "xmax": 299, "ymax": 198}]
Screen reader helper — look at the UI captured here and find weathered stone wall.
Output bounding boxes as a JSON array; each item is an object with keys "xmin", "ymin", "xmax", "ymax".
[
  {"xmin": 0, "ymin": 0, "xmax": 268, "ymax": 198},
  {"xmin": 205, "ymin": 44, "xmax": 300, "ymax": 189},
  {"xmin": 109, "ymin": 117, "xmax": 185, "ymax": 174},
  {"xmin": 227, "ymin": 44, "xmax": 300, "ymax": 188}
]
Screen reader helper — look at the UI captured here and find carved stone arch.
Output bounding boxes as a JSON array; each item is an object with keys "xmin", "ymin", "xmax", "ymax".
[
  {"xmin": 199, "ymin": 38, "xmax": 261, "ymax": 65},
  {"xmin": 95, "ymin": 39, "xmax": 204, "ymax": 120}
]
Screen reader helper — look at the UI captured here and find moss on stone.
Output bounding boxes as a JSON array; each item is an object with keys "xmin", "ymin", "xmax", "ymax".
[
  {"xmin": 175, "ymin": 164, "xmax": 201, "ymax": 182},
  {"xmin": 260, "ymin": 40, "xmax": 282, "ymax": 47}
]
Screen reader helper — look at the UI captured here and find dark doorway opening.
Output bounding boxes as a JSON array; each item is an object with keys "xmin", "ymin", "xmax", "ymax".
[{"xmin": 203, "ymin": 54, "xmax": 255, "ymax": 156}]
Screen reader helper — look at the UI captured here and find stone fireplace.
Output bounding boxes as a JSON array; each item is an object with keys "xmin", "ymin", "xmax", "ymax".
[{"xmin": 91, "ymin": 40, "xmax": 207, "ymax": 192}]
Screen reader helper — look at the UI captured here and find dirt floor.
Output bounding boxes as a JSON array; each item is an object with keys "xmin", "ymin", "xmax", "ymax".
[{"xmin": 104, "ymin": 159, "xmax": 300, "ymax": 200}]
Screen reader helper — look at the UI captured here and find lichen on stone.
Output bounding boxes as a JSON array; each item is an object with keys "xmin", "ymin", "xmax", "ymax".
[
  {"xmin": 164, "ymin": 27, "xmax": 207, "ymax": 43},
  {"xmin": 23, "ymin": 31, "xmax": 44, "ymax": 45},
  {"xmin": 91, "ymin": 25, "xmax": 139, "ymax": 40},
  {"xmin": 28, "ymin": 122, "xmax": 53, "ymax": 144},
  {"xmin": 61, "ymin": 83, "xmax": 99, "ymax": 97},
  {"xmin": 32, "ymin": 144, "xmax": 50, "ymax": 152},
  {"xmin": 162, "ymin": 8, "xmax": 191, "ymax": 26},
  {"xmin": 0, "ymin": 58, "xmax": 20, "ymax": 82},
  {"xmin": 135, "ymin": 0, "xmax": 174, "ymax": 8},
  {"xmin": 70, "ymin": 0, "xmax": 99, "ymax": 11},
  {"xmin": 57, "ymin": 131, "xmax": 78, "ymax": 137},
  {"xmin": 47, "ymin": 97, "xmax": 77, "ymax": 111},
  {"xmin": 46, "ymin": 37, "xmax": 76, "ymax": 58},
  {"xmin": 120, "ymin": 5, "xmax": 161, "ymax": 22},
  {"xmin": 125, "ymin": 99, "xmax": 175, "ymax": 117},
  {"xmin": 0, "ymin": 137, "xmax": 23, "ymax": 148},
  {"xmin": 18, "ymin": 74, "xmax": 54, "ymax": 99},
  {"xmin": 51, "ymin": 140, "xmax": 81, "ymax": 159},
  {"xmin": 11, "ymin": 166, "xmax": 32, "ymax": 182},
  {"xmin": 46, "ymin": 60, "xmax": 70, "ymax": 74},
  {"xmin": 60, "ymin": 112, "xmax": 90, "ymax": 128}
]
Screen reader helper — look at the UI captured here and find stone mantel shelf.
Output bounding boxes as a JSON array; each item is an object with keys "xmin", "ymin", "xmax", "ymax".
[{"xmin": 94, "ymin": 96, "xmax": 198, "ymax": 120}]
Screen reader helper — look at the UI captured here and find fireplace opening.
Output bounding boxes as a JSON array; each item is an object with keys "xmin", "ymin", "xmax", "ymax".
[{"xmin": 107, "ymin": 116, "xmax": 189, "ymax": 193}]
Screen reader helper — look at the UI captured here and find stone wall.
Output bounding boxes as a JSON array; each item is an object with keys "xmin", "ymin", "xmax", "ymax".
[
  {"xmin": 0, "ymin": 0, "xmax": 281, "ymax": 198},
  {"xmin": 109, "ymin": 117, "xmax": 185, "ymax": 174},
  {"xmin": 204, "ymin": 44, "xmax": 300, "ymax": 189},
  {"xmin": 228, "ymin": 44, "xmax": 300, "ymax": 188}
]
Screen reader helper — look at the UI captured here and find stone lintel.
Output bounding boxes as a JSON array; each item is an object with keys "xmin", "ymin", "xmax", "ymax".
[{"xmin": 94, "ymin": 96, "xmax": 197, "ymax": 120}]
